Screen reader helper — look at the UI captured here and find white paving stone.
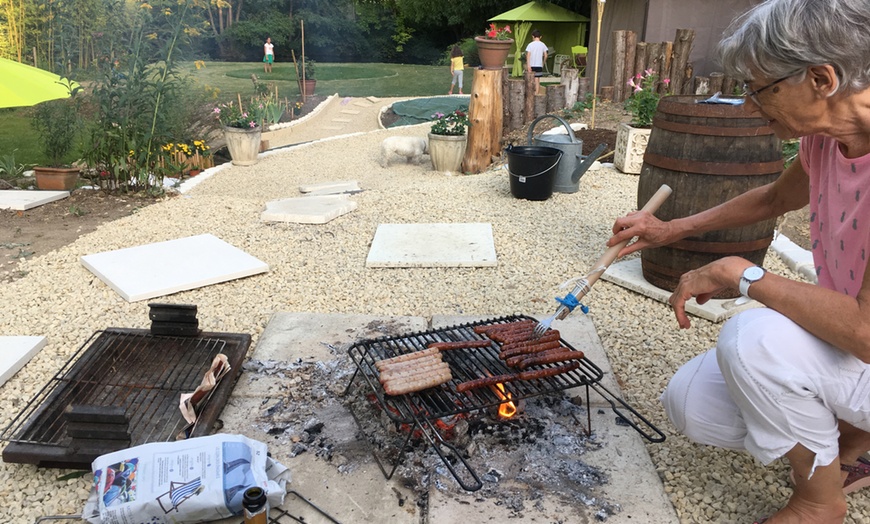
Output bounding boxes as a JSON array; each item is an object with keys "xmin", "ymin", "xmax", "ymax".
[
  {"xmin": 365, "ymin": 223, "xmax": 497, "ymax": 268},
  {"xmin": 0, "ymin": 336, "xmax": 47, "ymax": 386},
  {"xmin": 261, "ymin": 195, "xmax": 358, "ymax": 224},
  {"xmin": 772, "ymin": 231, "xmax": 817, "ymax": 284},
  {"xmin": 0, "ymin": 190, "xmax": 69, "ymax": 210},
  {"xmin": 602, "ymin": 258, "xmax": 763, "ymax": 323},
  {"xmin": 298, "ymin": 180, "xmax": 360, "ymax": 194},
  {"xmin": 80, "ymin": 233, "xmax": 269, "ymax": 302}
]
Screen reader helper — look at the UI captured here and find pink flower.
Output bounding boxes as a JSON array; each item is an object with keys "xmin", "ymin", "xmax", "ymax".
[
  {"xmin": 504, "ymin": 25, "xmax": 511, "ymax": 33},
  {"xmin": 663, "ymin": 78, "xmax": 671, "ymax": 84},
  {"xmin": 249, "ymin": 121, "xmax": 256, "ymax": 128},
  {"xmin": 213, "ymin": 107, "xmax": 220, "ymax": 114}
]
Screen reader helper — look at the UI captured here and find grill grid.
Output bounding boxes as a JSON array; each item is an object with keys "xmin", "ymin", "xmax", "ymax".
[
  {"xmin": 0, "ymin": 328, "xmax": 250, "ymax": 468},
  {"xmin": 346, "ymin": 314, "xmax": 604, "ymax": 423}
]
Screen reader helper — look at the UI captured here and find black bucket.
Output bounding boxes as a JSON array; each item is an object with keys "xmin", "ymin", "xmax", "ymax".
[{"xmin": 506, "ymin": 145, "xmax": 563, "ymax": 201}]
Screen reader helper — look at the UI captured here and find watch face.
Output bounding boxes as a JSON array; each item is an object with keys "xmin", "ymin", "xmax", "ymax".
[{"xmin": 744, "ymin": 266, "xmax": 765, "ymax": 281}]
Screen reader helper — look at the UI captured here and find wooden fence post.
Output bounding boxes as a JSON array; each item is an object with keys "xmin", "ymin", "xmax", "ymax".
[
  {"xmin": 669, "ymin": 28, "xmax": 695, "ymax": 94},
  {"xmin": 462, "ymin": 68, "xmax": 503, "ymax": 174}
]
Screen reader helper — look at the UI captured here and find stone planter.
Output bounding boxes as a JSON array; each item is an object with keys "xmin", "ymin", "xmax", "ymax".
[
  {"xmin": 428, "ymin": 133, "xmax": 467, "ymax": 174},
  {"xmin": 223, "ymin": 126, "xmax": 263, "ymax": 166},
  {"xmin": 33, "ymin": 166, "xmax": 79, "ymax": 190},
  {"xmin": 614, "ymin": 122, "xmax": 651, "ymax": 175},
  {"xmin": 474, "ymin": 37, "xmax": 514, "ymax": 70}
]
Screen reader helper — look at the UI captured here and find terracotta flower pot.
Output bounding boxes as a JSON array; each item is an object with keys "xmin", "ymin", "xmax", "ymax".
[
  {"xmin": 302, "ymin": 79, "xmax": 316, "ymax": 96},
  {"xmin": 33, "ymin": 166, "xmax": 79, "ymax": 191},
  {"xmin": 475, "ymin": 37, "xmax": 514, "ymax": 70}
]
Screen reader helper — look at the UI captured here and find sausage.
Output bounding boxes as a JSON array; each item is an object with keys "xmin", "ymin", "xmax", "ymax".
[
  {"xmin": 499, "ymin": 331, "xmax": 560, "ymax": 352},
  {"xmin": 379, "ymin": 361, "xmax": 449, "ymax": 383},
  {"xmin": 374, "ymin": 347, "xmax": 439, "ymax": 370},
  {"xmin": 427, "ymin": 340, "xmax": 492, "ymax": 351},
  {"xmin": 517, "ymin": 361, "xmax": 580, "ymax": 380},
  {"xmin": 491, "ymin": 327, "xmax": 535, "ymax": 344},
  {"xmin": 455, "ymin": 374, "xmax": 517, "ymax": 393},
  {"xmin": 503, "ymin": 341, "xmax": 563, "ymax": 366},
  {"xmin": 500, "ymin": 335, "xmax": 562, "ymax": 358},
  {"xmin": 383, "ymin": 368, "xmax": 453, "ymax": 396},
  {"xmin": 473, "ymin": 319, "xmax": 535, "ymax": 335},
  {"xmin": 517, "ymin": 349, "xmax": 584, "ymax": 370}
]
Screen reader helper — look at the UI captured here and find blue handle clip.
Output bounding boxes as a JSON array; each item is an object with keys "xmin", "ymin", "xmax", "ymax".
[{"xmin": 555, "ymin": 293, "xmax": 589, "ymax": 314}]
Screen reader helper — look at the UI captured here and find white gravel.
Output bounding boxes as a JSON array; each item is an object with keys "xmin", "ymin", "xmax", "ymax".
[{"xmin": 1, "ymin": 121, "xmax": 868, "ymax": 524}]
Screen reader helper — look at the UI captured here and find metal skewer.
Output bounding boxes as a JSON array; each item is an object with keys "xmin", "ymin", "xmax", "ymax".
[{"xmin": 533, "ymin": 184, "xmax": 673, "ymax": 337}]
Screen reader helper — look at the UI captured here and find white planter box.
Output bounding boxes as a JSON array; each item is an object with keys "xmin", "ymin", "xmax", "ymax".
[{"xmin": 614, "ymin": 123, "xmax": 651, "ymax": 175}]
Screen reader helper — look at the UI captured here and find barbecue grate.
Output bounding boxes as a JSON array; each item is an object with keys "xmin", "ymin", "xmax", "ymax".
[
  {"xmin": 1, "ymin": 328, "xmax": 250, "ymax": 468},
  {"xmin": 344, "ymin": 314, "xmax": 665, "ymax": 491}
]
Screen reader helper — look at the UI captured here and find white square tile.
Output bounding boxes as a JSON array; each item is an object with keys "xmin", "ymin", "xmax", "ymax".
[
  {"xmin": 261, "ymin": 195, "xmax": 357, "ymax": 224},
  {"xmin": 0, "ymin": 190, "xmax": 69, "ymax": 210},
  {"xmin": 0, "ymin": 336, "xmax": 47, "ymax": 386},
  {"xmin": 80, "ymin": 233, "xmax": 269, "ymax": 302},
  {"xmin": 366, "ymin": 223, "xmax": 497, "ymax": 268}
]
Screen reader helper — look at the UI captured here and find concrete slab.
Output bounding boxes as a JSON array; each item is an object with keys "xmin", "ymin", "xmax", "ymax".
[
  {"xmin": 331, "ymin": 118, "xmax": 353, "ymax": 123},
  {"xmin": 261, "ymin": 195, "xmax": 358, "ymax": 224},
  {"xmin": 603, "ymin": 258, "xmax": 763, "ymax": 323},
  {"xmin": 366, "ymin": 223, "xmax": 497, "ymax": 268},
  {"xmin": 772, "ymin": 232, "xmax": 817, "ymax": 284},
  {"xmin": 0, "ymin": 336, "xmax": 47, "ymax": 386},
  {"xmin": 220, "ymin": 313, "xmax": 677, "ymax": 524},
  {"xmin": 80, "ymin": 233, "xmax": 269, "ymax": 302},
  {"xmin": 0, "ymin": 190, "xmax": 69, "ymax": 210},
  {"xmin": 298, "ymin": 180, "xmax": 360, "ymax": 195},
  {"xmin": 339, "ymin": 109, "xmax": 361, "ymax": 115}
]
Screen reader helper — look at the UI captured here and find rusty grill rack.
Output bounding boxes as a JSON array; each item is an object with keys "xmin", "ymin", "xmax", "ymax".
[
  {"xmin": 0, "ymin": 328, "xmax": 250, "ymax": 469},
  {"xmin": 343, "ymin": 315, "xmax": 664, "ymax": 491}
]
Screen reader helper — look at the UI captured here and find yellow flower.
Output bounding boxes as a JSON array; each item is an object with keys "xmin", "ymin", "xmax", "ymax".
[
  {"xmin": 163, "ymin": 7, "xmax": 172, "ymax": 15},
  {"xmin": 140, "ymin": 2, "xmax": 152, "ymax": 8},
  {"xmin": 146, "ymin": 33, "xmax": 157, "ymax": 40},
  {"xmin": 129, "ymin": 150, "xmax": 135, "ymax": 157}
]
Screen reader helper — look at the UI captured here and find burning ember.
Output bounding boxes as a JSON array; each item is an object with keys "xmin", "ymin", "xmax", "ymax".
[{"xmin": 493, "ymin": 383, "xmax": 517, "ymax": 420}]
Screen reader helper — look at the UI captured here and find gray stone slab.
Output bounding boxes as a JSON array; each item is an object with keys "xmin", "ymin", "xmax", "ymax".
[
  {"xmin": 603, "ymin": 258, "xmax": 763, "ymax": 323},
  {"xmin": 0, "ymin": 336, "xmax": 47, "ymax": 386},
  {"xmin": 298, "ymin": 180, "xmax": 360, "ymax": 195},
  {"xmin": 261, "ymin": 195, "xmax": 357, "ymax": 224},
  {"xmin": 366, "ymin": 223, "xmax": 497, "ymax": 268},
  {"xmin": 0, "ymin": 190, "xmax": 69, "ymax": 210},
  {"xmin": 80, "ymin": 233, "xmax": 269, "ymax": 302},
  {"xmin": 771, "ymin": 231, "xmax": 817, "ymax": 284}
]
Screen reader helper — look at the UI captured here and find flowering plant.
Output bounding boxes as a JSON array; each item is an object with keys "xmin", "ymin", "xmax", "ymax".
[
  {"xmin": 624, "ymin": 69, "xmax": 670, "ymax": 127},
  {"xmin": 430, "ymin": 108, "xmax": 470, "ymax": 136},
  {"xmin": 482, "ymin": 23, "xmax": 512, "ymax": 40},
  {"xmin": 213, "ymin": 99, "xmax": 265, "ymax": 129}
]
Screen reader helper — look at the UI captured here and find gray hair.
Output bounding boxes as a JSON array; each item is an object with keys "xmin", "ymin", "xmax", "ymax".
[{"xmin": 717, "ymin": 0, "xmax": 870, "ymax": 95}]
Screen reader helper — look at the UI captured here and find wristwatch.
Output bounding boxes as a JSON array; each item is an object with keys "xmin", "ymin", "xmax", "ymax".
[{"xmin": 739, "ymin": 266, "xmax": 766, "ymax": 298}]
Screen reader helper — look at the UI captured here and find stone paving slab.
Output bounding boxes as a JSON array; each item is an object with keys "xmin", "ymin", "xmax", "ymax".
[
  {"xmin": 366, "ymin": 223, "xmax": 497, "ymax": 268},
  {"xmin": 298, "ymin": 180, "xmax": 360, "ymax": 194},
  {"xmin": 261, "ymin": 195, "xmax": 358, "ymax": 224},
  {"xmin": 0, "ymin": 189, "xmax": 69, "ymax": 210},
  {"xmin": 603, "ymin": 258, "xmax": 762, "ymax": 323},
  {"xmin": 217, "ymin": 312, "xmax": 677, "ymax": 524},
  {"xmin": 0, "ymin": 336, "xmax": 46, "ymax": 387}
]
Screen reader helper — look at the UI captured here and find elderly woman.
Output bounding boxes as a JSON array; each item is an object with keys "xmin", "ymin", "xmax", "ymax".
[{"xmin": 608, "ymin": 0, "xmax": 870, "ymax": 522}]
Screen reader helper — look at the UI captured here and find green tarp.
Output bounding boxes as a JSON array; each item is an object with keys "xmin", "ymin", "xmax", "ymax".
[{"xmin": 387, "ymin": 97, "xmax": 469, "ymax": 128}]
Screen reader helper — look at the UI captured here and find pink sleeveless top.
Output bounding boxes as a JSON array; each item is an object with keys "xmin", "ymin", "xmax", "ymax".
[{"xmin": 800, "ymin": 135, "xmax": 870, "ymax": 296}]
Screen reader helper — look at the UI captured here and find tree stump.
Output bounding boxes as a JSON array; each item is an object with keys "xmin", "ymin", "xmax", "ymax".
[
  {"xmin": 507, "ymin": 78, "xmax": 525, "ymax": 132},
  {"xmin": 462, "ymin": 68, "xmax": 504, "ymax": 174}
]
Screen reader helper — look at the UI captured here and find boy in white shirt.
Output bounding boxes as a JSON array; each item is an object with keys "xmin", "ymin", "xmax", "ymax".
[{"xmin": 525, "ymin": 30, "xmax": 548, "ymax": 95}]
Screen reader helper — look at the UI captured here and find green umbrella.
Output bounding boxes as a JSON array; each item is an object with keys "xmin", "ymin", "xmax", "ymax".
[{"xmin": 0, "ymin": 57, "xmax": 81, "ymax": 108}]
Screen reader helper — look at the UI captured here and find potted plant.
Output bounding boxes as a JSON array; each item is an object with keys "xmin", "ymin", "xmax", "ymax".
[
  {"xmin": 302, "ymin": 57, "xmax": 316, "ymax": 96},
  {"xmin": 214, "ymin": 97, "xmax": 265, "ymax": 166},
  {"xmin": 31, "ymin": 90, "xmax": 82, "ymax": 190},
  {"xmin": 614, "ymin": 69, "xmax": 670, "ymax": 174},
  {"xmin": 475, "ymin": 23, "xmax": 514, "ymax": 70},
  {"xmin": 428, "ymin": 108, "xmax": 470, "ymax": 174}
]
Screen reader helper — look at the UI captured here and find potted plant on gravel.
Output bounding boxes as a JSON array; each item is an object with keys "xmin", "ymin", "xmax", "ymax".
[
  {"xmin": 302, "ymin": 57, "xmax": 316, "ymax": 96},
  {"xmin": 214, "ymin": 96, "xmax": 265, "ymax": 166},
  {"xmin": 614, "ymin": 69, "xmax": 669, "ymax": 174},
  {"xmin": 475, "ymin": 24, "xmax": 513, "ymax": 70},
  {"xmin": 428, "ymin": 108, "xmax": 470, "ymax": 174},
  {"xmin": 31, "ymin": 89, "xmax": 83, "ymax": 190}
]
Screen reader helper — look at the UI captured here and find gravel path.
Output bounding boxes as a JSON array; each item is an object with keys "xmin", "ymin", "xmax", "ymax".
[{"xmin": 1, "ymin": 112, "xmax": 868, "ymax": 523}]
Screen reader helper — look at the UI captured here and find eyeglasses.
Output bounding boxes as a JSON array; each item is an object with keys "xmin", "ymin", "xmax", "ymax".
[{"xmin": 742, "ymin": 75, "xmax": 792, "ymax": 104}]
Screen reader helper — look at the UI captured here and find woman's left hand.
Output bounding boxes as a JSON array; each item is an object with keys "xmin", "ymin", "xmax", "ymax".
[{"xmin": 668, "ymin": 257, "xmax": 752, "ymax": 328}]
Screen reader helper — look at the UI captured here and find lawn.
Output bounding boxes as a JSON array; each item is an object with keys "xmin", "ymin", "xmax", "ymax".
[{"xmin": 0, "ymin": 62, "xmax": 470, "ymax": 167}]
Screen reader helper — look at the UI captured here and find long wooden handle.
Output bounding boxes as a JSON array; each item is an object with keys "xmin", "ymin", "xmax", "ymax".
[{"xmin": 584, "ymin": 184, "xmax": 672, "ymax": 288}]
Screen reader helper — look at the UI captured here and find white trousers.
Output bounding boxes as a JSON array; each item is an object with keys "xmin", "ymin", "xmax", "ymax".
[{"xmin": 661, "ymin": 308, "xmax": 870, "ymax": 474}]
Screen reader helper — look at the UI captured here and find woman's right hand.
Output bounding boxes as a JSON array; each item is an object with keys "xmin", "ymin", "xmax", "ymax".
[{"xmin": 608, "ymin": 210, "xmax": 674, "ymax": 258}]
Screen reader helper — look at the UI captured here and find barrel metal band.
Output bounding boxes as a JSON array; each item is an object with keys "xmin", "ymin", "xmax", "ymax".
[
  {"xmin": 642, "ymin": 152, "xmax": 783, "ymax": 175},
  {"xmin": 652, "ymin": 117, "xmax": 775, "ymax": 137},
  {"xmin": 665, "ymin": 236, "xmax": 774, "ymax": 253}
]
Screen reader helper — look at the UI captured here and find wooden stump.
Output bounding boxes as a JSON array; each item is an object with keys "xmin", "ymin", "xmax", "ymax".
[
  {"xmin": 523, "ymin": 71, "xmax": 536, "ymax": 124},
  {"xmin": 561, "ymin": 68, "xmax": 579, "ymax": 108},
  {"xmin": 462, "ymin": 68, "xmax": 503, "ymax": 174}
]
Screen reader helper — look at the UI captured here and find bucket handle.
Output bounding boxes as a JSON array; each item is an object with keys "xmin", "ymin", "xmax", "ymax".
[
  {"xmin": 508, "ymin": 150, "xmax": 563, "ymax": 181},
  {"xmin": 527, "ymin": 114, "xmax": 577, "ymax": 145}
]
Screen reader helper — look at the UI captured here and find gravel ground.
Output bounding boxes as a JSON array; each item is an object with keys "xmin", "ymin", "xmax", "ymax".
[{"xmin": 0, "ymin": 118, "xmax": 867, "ymax": 523}]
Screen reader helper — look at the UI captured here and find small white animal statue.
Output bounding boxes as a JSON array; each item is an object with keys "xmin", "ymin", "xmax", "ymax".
[{"xmin": 380, "ymin": 136, "xmax": 429, "ymax": 167}]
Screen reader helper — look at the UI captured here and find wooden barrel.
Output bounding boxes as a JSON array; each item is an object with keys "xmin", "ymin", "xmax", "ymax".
[{"xmin": 638, "ymin": 95, "xmax": 783, "ymax": 298}]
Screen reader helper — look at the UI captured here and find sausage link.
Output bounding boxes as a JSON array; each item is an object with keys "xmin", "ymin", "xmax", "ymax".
[
  {"xmin": 427, "ymin": 340, "xmax": 492, "ymax": 351},
  {"xmin": 517, "ymin": 349, "xmax": 585, "ymax": 370},
  {"xmin": 379, "ymin": 360, "xmax": 449, "ymax": 383},
  {"xmin": 500, "ymin": 331, "xmax": 560, "ymax": 352},
  {"xmin": 503, "ymin": 341, "xmax": 563, "ymax": 366},
  {"xmin": 455, "ymin": 374, "xmax": 517, "ymax": 393},
  {"xmin": 383, "ymin": 369, "xmax": 453, "ymax": 396},
  {"xmin": 374, "ymin": 347, "xmax": 439, "ymax": 370},
  {"xmin": 473, "ymin": 319, "xmax": 535, "ymax": 335},
  {"xmin": 517, "ymin": 361, "xmax": 580, "ymax": 380}
]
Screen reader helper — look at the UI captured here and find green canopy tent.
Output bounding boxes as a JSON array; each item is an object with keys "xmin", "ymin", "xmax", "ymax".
[{"xmin": 489, "ymin": 1, "xmax": 590, "ymax": 77}]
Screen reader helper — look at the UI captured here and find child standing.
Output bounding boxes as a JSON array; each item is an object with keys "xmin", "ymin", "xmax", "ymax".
[
  {"xmin": 525, "ymin": 30, "xmax": 548, "ymax": 95},
  {"xmin": 263, "ymin": 37, "xmax": 274, "ymax": 73},
  {"xmin": 449, "ymin": 46, "xmax": 464, "ymax": 95}
]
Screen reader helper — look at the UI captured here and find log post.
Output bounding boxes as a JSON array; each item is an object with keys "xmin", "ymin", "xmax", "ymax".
[
  {"xmin": 523, "ymin": 71, "xmax": 536, "ymax": 124},
  {"xmin": 623, "ymin": 31, "xmax": 637, "ymax": 100},
  {"xmin": 463, "ymin": 68, "xmax": 504, "ymax": 174},
  {"xmin": 547, "ymin": 83, "xmax": 567, "ymax": 113},
  {"xmin": 507, "ymin": 78, "xmax": 525, "ymax": 132},
  {"xmin": 600, "ymin": 86, "xmax": 614, "ymax": 101},
  {"xmin": 502, "ymin": 69, "xmax": 511, "ymax": 136},
  {"xmin": 534, "ymin": 92, "xmax": 548, "ymax": 119},
  {"xmin": 578, "ymin": 77, "xmax": 590, "ymax": 102},
  {"xmin": 658, "ymin": 41, "xmax": 673, "ymax": 94},
  {"xmin": 611, "ymin": 30, "xmax": 628, "ymax": 102},
  {"xmin": 681, "ymin": 63, "xmax": 694, "ymax": 95},
  {"xmin": 694, "ymin": 76, "xmax": 710, "ymax": 95},
  {"xmin": 634, "ymin": 42, "xmax": 648, "ymax": 80},
  {"xmin": 709, "ymin": 72, "xmax": 724, "ymax": 95},
  {"xmin": 668, "ymin": 29, "xmax": 695, "ymax": 95},
  {"xmin": 561, "ymin": 68, "xmax": 580, "ymax": 108}
]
